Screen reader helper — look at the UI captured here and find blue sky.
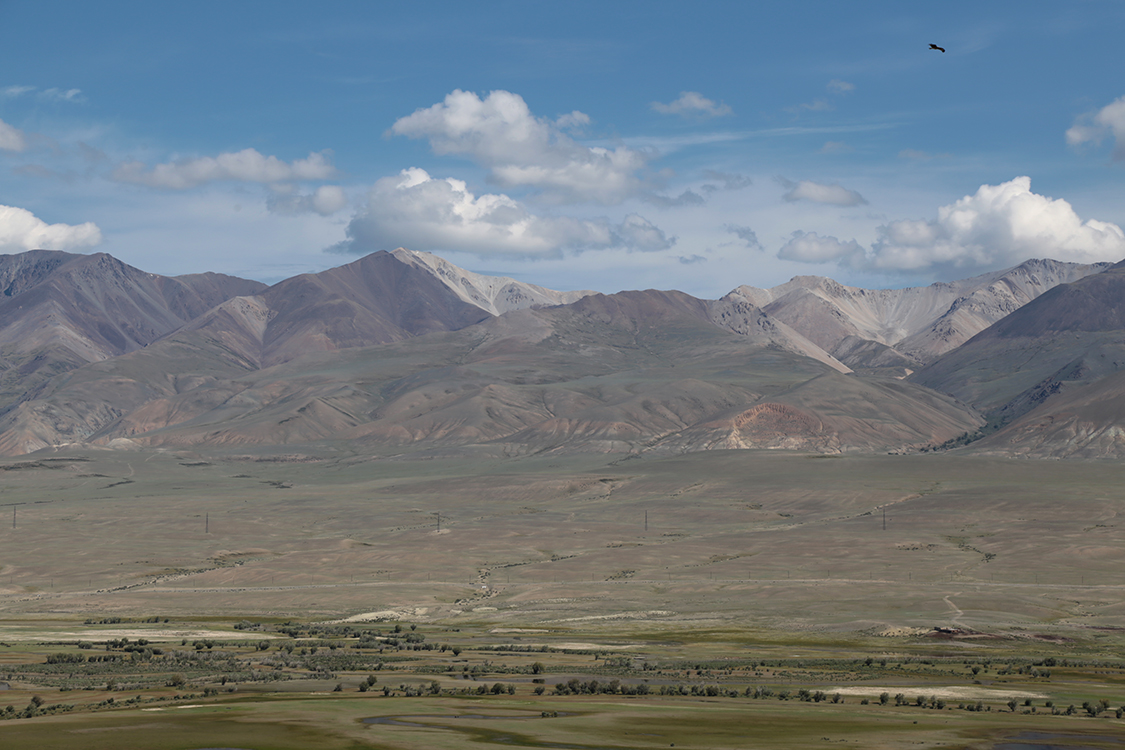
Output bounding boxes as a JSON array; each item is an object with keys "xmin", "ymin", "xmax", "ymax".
[{"xmin": 1, "ymin": 1, "xmax": 1124, "ymax": 297}]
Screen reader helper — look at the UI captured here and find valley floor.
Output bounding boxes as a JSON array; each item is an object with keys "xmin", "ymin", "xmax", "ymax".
[{"xmin": 0, "ymin": 448, "xmax": 1123, "ymax": 748}]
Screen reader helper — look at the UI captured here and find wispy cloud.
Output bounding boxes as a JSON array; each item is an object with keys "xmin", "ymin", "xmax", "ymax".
[
  {"xmin": 776, "ymin": 177, "xmax": 867, "ymax": 207},
  {"xmin": 616, "ymin": 121, "xmax": 898, "ymax": 152},
  {"xmin": 1, "ymin": 85, "xmax": 85, "ymax": 103},
  {"xmin": 1067, "ymin": 95, "xmax": 1125, "ymax": 161},
  {"xmin": 725, "ymin": 224, "xmax": 762, "ymax": 250},
  {"xmin": 0, "ymin": 118, "xmax": 28, "ymax": 152},
  {"xmin": 819, "ymin": 141, "xmax": 853, "ymax": 154},
  {"xmin": 268, "ymin": 185, "xmax": 349, "ymax": 216},
  {"xmin": 641, "ymin": 189, "xmax": 705, "ymax": 208},
  {"xmin": 786, "ymin": 98, "xmax": 833, "ymax": 114},
  {"xmin": 651, "ymin": 91, "xmax": 733, "ymax": 118},
  {"xmin": 778, "ymin": 230, "xmax": 863, "ymax": 263},
  {"xmin": 898, "ymin": 149, "xmax": 950, "ymax": 160},
  {"xmin": 112, "ymin": 149, "xmax": 337, "ymax": 189},
  {"xmin": 39, "ymin": 87, "xmax": 85, "ymax": 103},
  {"xmin": 700, "ymin": 170, "xmax": 752, "ymax": 194}
]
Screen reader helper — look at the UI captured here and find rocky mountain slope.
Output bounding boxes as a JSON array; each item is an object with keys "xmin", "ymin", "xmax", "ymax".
[
  {"xmin": 390, "ymin": 248, "xmax": 595, "ymax": 314},
  {"xmin": 725, "ymin": 259, "xmax": 1110, "ymax": 372},
  {"xmin": 4, "ymin": 246, "xmax": 1122, "ymax": 459},
  {"xmin": 911, "ymin": 259, "xmax": 1125, "ymax": 444},
  {"xmin": 180, "ymin": 250, "xmax": 494, "ymax": 368},
  {"xmin": 0, "ymin": 250, "xmax": 264, "ymax": 407},
  {"xmin": 975, "ymin": 368, "xmax": 1125, "ymax": 459},
  {"xmin": 0, "ymin": 288, "xmax": 981, "ymax": 456}
]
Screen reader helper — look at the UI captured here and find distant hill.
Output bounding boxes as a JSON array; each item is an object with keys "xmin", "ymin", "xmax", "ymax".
[
  {"xmin": 3, "ymin": 246, "xmax": 1120, "ymax": 459},
  {"xmin": 0, "ymin": 250, "xmax": 264, "ymax": 408},
  {"xmin": 0, "ymin": 283, "xmax": 979, "ymax": 456},
  {"xmin": 181, "ymin": 250, "xmax": 496, "ymax": 368},
  {"xmin": 726, "ymin": 259, "xmax": 1110, "ymax": 373},
  {"xmin": 911, "ymin": 260, "xmax": 1125, "ymax": 455},
  {"xmin": 976, "ymin": 368, "xmax": 1125, "ymax": 458}
]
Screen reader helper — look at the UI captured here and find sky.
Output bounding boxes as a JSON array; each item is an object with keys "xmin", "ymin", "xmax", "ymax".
[{"xmin": 1, "ymin": 1, "xmax": 1124, "ymax": 298}]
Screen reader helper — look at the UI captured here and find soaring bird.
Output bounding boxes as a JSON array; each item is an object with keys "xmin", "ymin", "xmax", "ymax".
[{"xmin": 929, "ymin": 43, "xmax": 945, "ymax": 52}]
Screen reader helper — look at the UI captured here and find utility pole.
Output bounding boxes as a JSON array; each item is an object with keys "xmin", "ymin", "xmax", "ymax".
[
  {"xmin": 882, "ymin": 508, "xmax": 886, "ymax": 531},
  {"xmin": 205, "ymin": 513, "xmax": 209, "ymax": 534},
  {"xmin": 644, "ymin": 511, "xmax": 648, "ymax": 532}
]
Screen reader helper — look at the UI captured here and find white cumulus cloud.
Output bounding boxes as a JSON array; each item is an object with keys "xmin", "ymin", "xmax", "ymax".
[
  {"xmin": 0, "ymin": 205, "xmax": 102, "ymax": 252},
  {"xmin": 778, "ymin": 231, "xmax": 863, "ymax": 263},
  {"xmin": 868, "ymin": 176, "xmax": 1125, "ymax": 272},
  {"xmin": 1067, "ymin": 95, "xmax": 1125, "ymax": 161},
  {"xmin": 651, "ymin": 91, "xmax": 733, "ymax": 118},
  {"xmin": 390, "ymin": 89, "xmax": 649, "ymax": 204},
  {"xmin": 0, "ymin": 118, "xmax": 27, "ymax": 152},
  {"xmin": 779, "ymin": 178, "xmax": 867, "ymax": 206},
  {"xmin": 334, "ymin": 168, "xmax": 673, "ymax": 257},
  {"xmin": 112, "ymin": 148, "xmax": 337, "ymax": 189}
]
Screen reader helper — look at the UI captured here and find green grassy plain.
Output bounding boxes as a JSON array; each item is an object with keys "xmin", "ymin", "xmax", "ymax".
[{"xmin": 0, "ymin": 448, "xmax": 1123, "ymax": 748}]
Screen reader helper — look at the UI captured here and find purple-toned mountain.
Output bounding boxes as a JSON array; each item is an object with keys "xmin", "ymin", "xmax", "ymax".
[
  {"xmin": 1, "ymin": 246, "xmax": 1115, "ymax": 459},
  {"xmin": 912, "ymin": 260, "xmax": 1125, "ymax": 457},
  {"xmin": 0, "ymin": 250, "xmax": 264, "ymax": 406},
  {"xmin": 182, "ymin": 250, "xmax": 494, "ymax": 368},
  {"xmin": 0, "ymin": 285, "xmax": 980, "ymax": 456}
]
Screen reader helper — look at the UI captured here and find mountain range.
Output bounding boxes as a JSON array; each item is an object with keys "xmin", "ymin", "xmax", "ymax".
[{"xmin": 0, "ymin": 247, "xmax": 1120, "ymax": 459}]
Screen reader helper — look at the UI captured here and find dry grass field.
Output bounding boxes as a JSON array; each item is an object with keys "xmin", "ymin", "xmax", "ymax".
[{"xmin": 1, "ymin": 446, "xmax": 1124, "ymax": 748}]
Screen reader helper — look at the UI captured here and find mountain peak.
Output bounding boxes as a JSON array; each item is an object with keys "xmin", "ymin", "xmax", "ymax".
[{"xmin": 390, "ymin": 247, "xmax": 594, "ymax": 315}]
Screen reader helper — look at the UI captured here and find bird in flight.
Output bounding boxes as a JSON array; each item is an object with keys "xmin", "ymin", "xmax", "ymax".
[{"xmin": 929, "ymin": 43, "xmax": 945, "ymax": 52}]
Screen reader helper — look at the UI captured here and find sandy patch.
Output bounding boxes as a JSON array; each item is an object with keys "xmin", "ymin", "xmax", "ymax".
[
  {"xmin": 525, "ymin": 642, "xmax": 641, "ymax": 651},
  {"xmin": 332, "ymin": 608, "xmax": 428, "ymax": 623},
  {"xmin": 830, "ymin": 686, "xmax": 1048, "ymax": 700},
  {"xmin": 552, "ymin": 610, "xmax": 672, "ymax": 623}
]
